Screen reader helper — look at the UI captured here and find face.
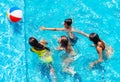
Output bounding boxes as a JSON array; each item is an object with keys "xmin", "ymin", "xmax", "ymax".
[{"xmin": 64, "ymin": 22, "xmax": 68, "ymax": 28}]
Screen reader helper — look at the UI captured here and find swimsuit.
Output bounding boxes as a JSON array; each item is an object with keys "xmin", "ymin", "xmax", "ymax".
[
  {"xmin": 67, "ymin": 32, "xmax": 78, "ymax": 46},
  {"xmin": 68, "ymin": 36, "xmax": 78, "ymax": 46},
  {"xmin": 31, "ymin": 47, "xmax": 53, "ymax": 63}
]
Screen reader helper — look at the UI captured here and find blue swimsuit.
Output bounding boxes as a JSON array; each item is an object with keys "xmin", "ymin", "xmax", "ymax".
[{"xmin": 69, "ymin": 36, "xmax": 78, "ymax": 46}]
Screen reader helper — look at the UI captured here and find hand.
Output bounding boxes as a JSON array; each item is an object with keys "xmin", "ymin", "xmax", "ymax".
[
  {"xmin": 53, "ymin": 47, "xmax": 58, "ymax": 50},
  {"xmin": 89, "ymin": 62, "xmax": 95, "ymax": 69},
  {"xmin": 40, "ymin": 26, "xmax": 46, "ymax": 30}
]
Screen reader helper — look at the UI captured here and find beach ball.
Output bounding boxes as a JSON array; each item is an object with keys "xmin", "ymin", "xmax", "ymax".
[{"xmin": 7, "ymin": 7, "xmax": 23, "ymax": 22}]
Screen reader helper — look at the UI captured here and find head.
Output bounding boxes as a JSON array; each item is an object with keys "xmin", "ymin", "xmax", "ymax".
[
  {"xmin": 29, "ymin": 37, "xmax": 38, "ymax": 47},
  {"xmin": 29, "ymin": 37, "xmax": 44, "ymax": 50},
  {"xmin": 58, "ymin": 36, "xmax": 69, "ymax": 48},
  {"xmin": 89, "ymin": 33, "xmax": 101, "ymax": 44},
  {"xmin": 64, "ymin": 18, "xmax": 72, "ymax": 28}
]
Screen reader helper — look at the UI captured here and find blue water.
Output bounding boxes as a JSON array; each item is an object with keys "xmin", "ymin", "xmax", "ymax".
[{"xmin": 0, "ymin": 0, "xmax": 120, "ymax": 82}]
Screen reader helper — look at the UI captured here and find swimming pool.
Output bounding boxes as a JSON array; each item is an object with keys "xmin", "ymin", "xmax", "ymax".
[{"xmin": 0, "ymin": 0, "xmax": 120, "ymax": 82}]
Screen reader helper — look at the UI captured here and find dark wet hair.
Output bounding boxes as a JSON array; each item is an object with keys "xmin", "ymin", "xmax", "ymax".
[
  {"xmin": 29, "ymin": 37, "xmax": 44, "ymax": 50},
  {"xmin": 29, "ymin": 37, "xmax": 50, "ymax": 51},
  {"xmin": 29, "ymin": 37, "xmax": 38, "ymax": 47},
  {"xmin": 89, "ymin": 33, "xmax": 101, "ymax": 44},
  {"xmin": 64, "ymin": 18, "xmax": 72, "ymax": 26},
  {"xmin": 60, "ymin": 36, "xmax": 69, "ymax": 48}
]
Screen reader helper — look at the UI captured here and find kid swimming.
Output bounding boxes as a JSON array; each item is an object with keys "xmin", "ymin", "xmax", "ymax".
[
  {"xmin": 29, "ymin": 37, "xmax": 56, "ymax": 82},
  {"xmin": 40, "ymin": 18, "xmax": 78, "ymax": 46},
  {"xmin": 74, "ymin": 30, "xmax": 113, "ymax": 68},
  {"xmin": 56, "ymin": 35, "xmax": 81, "ymax": 81},
  {"xmin": 88, "ymin": 33, "xmax": 113, "ymax": 68}
]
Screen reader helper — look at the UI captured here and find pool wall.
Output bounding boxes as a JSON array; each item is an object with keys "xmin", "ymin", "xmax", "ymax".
[{"xmin": 0, "ymin": 0, "xmax": 26, "ymax": 82}]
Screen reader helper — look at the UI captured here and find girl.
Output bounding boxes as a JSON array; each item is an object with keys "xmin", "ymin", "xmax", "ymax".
[
  {"xmin": 29, "ymin": 37, "xmax": 56, "ymax": 82},
  {"xmin": 88, "ymin": 33, "xmax": 113, "ymax": 68}
]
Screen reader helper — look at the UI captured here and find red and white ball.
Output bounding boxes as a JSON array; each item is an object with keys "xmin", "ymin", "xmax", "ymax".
[{"xmin": 7, "ymin": 7, "xmax": 23, "ymax": 22}]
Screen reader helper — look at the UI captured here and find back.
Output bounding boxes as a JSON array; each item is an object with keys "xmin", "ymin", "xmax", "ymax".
[{"xmin": 31, "ymin": 47, "xmax": 53, "ymax": 63}]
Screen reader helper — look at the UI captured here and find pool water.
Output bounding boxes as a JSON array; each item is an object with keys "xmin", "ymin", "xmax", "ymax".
[{"xmin": 0, "ymin": 0, "xmax": 120, "ymax": 82}]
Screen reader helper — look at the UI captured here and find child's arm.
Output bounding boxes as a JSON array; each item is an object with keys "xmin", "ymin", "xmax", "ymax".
[
  {"xmin": 73, "ymin": 30, "xmax": 89, "ymax": 38},
  {"xmin": 52, "ymin": 42, "xmax": 64, "ymax": 50},
  {"xmin": 40, "ymin": 26, "xmax": 65, "ymax": 31},
  {"xmin": 89, "ymin": 46, "xmax": 103, "ymax": 69},
  {"xmin": 54, "ymin": 46, "xmax": 64, "ymax": 50}
]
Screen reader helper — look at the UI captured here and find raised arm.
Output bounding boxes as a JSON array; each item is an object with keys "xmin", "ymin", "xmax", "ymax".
[
  {"xmin": 73, "ymin": 30, "xmax": 89, "ymax": 38},
  {"xmin": 40, "ymin": 26, "xmax": 65, "ymax": 31}
]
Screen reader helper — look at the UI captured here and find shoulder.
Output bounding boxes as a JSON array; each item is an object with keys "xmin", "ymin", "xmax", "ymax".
[{"xmin": 97, "ymin": 41, "xmax": 105, "ymax": 50}]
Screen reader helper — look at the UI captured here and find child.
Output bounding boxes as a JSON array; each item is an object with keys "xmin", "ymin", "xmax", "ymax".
[
  {"xmin": 29, "ymin": 37, "xmax": 56, "ymax": 82},
  {"xmin": 74, "ymin": 30, "xmax": 113, "ymax": 68},
  {"xmin": 40, "ymin": 18, "xmax": 78, "ymax": 46},
  {"xmin": 88, "ymin": 33, "xmax": 113, "ymax": 68},
  {"xmin": 56, "ymin": 35, "xmax": 81, "ymax": 81}
]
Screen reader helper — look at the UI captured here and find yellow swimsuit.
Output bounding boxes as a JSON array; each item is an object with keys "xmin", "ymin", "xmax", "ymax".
[{"xmin": 31, "ymin": 47, "xmax": 53, "ymax": 63}]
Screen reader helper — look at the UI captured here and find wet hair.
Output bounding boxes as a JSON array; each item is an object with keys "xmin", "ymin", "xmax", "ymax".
[
  {"xmin": 89, "ymin": 33, "xmax": 101, "ymax": 45},
  {"xmin": 29, "ymin": 37, "xmax": 50, "ymax": 51},
  {"xmin": 64, "ymin": 18, "xmax": 72, "ymax": 26},
  {"xmin": 60, "ymin": 36, "xmax": 69, "ymax": 48},
  {"xmin": 29, "ymin": 37, "xmax": 38, "ymax": 47},
  {"xmin": 29, "ymin": 37, "xmax": 44, "ymax": 50}
]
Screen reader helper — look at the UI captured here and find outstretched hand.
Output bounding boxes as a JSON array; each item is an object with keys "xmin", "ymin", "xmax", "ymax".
[{"xmin": 40, "ymin": 26, "xmax": 46, "ymax": 30}]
